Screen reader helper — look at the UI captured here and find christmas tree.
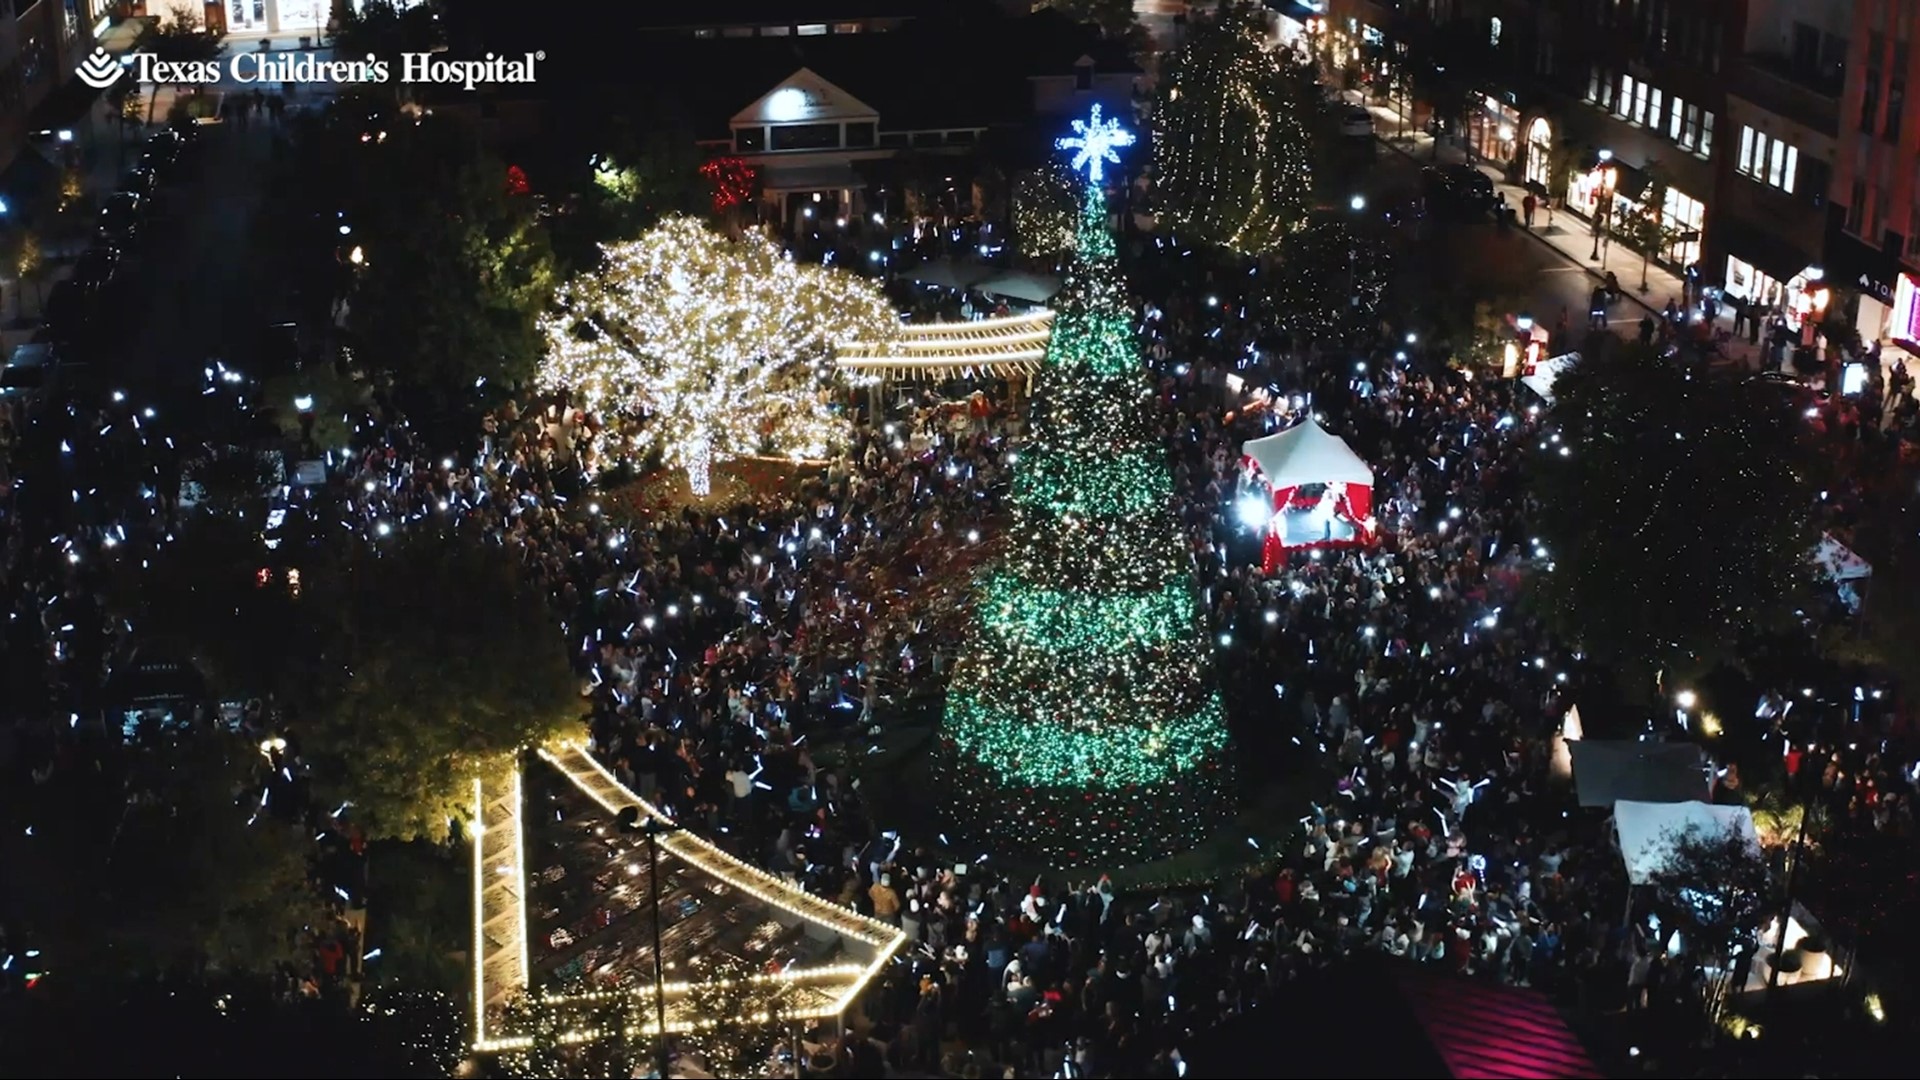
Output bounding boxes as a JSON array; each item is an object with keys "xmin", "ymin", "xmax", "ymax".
[{"xmin": 937, "ymin": 111, "xmax": 1233, "ymax": 868}]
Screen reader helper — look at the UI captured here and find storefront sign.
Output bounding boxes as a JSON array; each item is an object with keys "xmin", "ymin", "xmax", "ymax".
[{"xmin": 1894, "ymin": 273, "xmax": 1920, "ymax": 344}]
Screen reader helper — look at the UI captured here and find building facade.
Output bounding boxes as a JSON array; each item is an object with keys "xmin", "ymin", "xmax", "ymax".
[
  {"xmin": 1713, "ymin": 0, "xmax": 1843, "ymax": 322},
  {"xmin": 0, "ymin": 0, "xmax": 97, "ymax": 174},
  {"xmin": 1829, "ymin": 0, "xmax": 1920, "ymax": 352}
]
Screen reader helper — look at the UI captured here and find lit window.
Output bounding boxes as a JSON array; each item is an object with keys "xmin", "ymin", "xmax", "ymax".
[
  {"xmin": 1668, "ymin": 96, "xmax": 1684, "ymax": 140},
  {"xmin": 797, "ymin": 23, "xmax": 827, "ymax": 35},
  {"xmin": 1490, "ymin": 16, "xmax": 1502, "ymax": 47}
]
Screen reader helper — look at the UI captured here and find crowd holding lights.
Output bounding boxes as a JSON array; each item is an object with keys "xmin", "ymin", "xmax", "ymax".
[{"xmin": 536, "ymin": 216, "xmax": 897, "ymax": 496}]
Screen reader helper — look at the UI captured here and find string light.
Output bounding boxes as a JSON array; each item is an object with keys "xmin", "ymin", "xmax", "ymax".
[
  {"xmin": 836, "ymin": 310, "xmax": 1055, "ymax": 381},
  {"xmin": 1153, "ymin": 2, "xmax": 1313, "ymax": 254},
  {"xmin": 1012, "ymin": 159, "xmax": 1078, "ymax": 259},
  {"xmin": 471, "ymin": 746, "xmax": 909, "ymax": 1053},
  {"xmin": 537, "ymin": 217, "xmax": 896, "ymax": 496},
  {"xmin": 936, "ymin": 176, "xmax": 1234, "ymax": 868}
]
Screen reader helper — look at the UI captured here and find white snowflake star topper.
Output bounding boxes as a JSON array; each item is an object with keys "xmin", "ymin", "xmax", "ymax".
[{"xmin": 1056, "ymin": 104, "xmax": 1135, "ymax": 184}]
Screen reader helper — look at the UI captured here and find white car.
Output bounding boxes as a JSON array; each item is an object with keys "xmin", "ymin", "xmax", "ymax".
[{"xmin": 1341, "ymin": 107, "xmax": 1375, "ymax": 137}]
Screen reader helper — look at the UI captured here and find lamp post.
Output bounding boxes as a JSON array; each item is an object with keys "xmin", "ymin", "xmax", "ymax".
[
  {"xmin": 1588, "ymin": 151, "xmax": 1615, "ymax": 262},
  {"xmin": 618, "ymin": 806, "xmax": 684, "ymax": 1079}
]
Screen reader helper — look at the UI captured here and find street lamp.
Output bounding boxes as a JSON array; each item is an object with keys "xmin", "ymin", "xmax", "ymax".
[
  {"xmin": 1349, "ymin": 193, "xmax": 1367, "ymax": 211},
  {"xmin": 1589, "ymin": 150, "xmax": 1615, "ymax": 262},
  {"xmin": 617, "ymin": 805, "xmax": 683, "ymax": 1080}
]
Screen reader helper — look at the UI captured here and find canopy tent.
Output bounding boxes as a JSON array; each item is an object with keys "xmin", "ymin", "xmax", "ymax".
[
  {"xmin": 906, "ymin": 258, "xmax": 994, "ymax": 292},
  {"xmin": 1813, "ymin": 532, "xmax": 1872, "ymax": 612},
  {"xmin": 1613, "ymin": 799, "xmax": 1759, "ymax": 886},
  {"xmin": 976, "ymin": 270, "xmax": 1061, "ymax": 304},
  {"xmin": 1570, "ymin": 740, "xmax": 1710, "ymax": 807},
  {"xmin": 834, "ymin": 310, "xmax": 1054, "ymax": 382},
  {"xmin": 1519, "ymin": 352, "xmax": 1580, "ymax": 404},
  {"xmin": 1241, "ymin": 417, "xmax": 1377, "ymax": 571}
]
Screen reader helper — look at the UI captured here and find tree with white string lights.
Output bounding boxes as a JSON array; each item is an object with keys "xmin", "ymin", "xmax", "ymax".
[{"xmin": 537, "ymin": 217, "xmax": 897, "ymax": 495}]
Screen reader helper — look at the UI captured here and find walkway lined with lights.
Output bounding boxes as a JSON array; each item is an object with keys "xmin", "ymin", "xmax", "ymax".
[{"xmin": 468, "ymin": 745, "xmax": 907, "ymax": 1053}]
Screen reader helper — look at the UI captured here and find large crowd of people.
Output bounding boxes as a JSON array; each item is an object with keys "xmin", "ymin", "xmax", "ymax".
[
  {"xmin": 6, "ymin": 158, "xmax": 1920, "ymax": 1078},
  {"xmin": 304, "ymin": 238, "xmax": 1915, "ymax": 1075}
]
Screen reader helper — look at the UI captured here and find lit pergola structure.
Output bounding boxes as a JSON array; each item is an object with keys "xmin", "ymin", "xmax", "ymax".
[
  {"xmin": 834, "ymin": 309, "xmax": 1054, "ymax": 385},
  {"xmin": 471, "ymin": 743, "xmax": 907, "ymax": 1054}
]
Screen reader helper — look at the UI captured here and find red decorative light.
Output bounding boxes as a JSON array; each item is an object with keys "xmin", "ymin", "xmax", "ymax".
[
  {"xmin": 699, "ymin": 156, "xmax": 758, "ymax": 214},
  {"xmin": 505, "ymin": 164, "xmax": 530, "ymax": 197}
]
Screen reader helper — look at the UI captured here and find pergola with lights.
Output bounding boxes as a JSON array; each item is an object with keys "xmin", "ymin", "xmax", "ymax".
[
  {"xmin": 471, "ymin": 743, "xmax": 907, "ymax": 1053},
  {"xmin": 834, "ymin": 310, "xmax": 1055, "ymax": 382}
]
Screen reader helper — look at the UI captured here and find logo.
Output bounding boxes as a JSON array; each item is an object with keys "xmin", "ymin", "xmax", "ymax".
[{"xmin": 77, "ymin": 47, "xmax": 123, "ymax": 90}]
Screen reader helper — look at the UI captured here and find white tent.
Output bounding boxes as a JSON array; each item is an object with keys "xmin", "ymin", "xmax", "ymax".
[
  {"xmin": 1241, "ymin": 417, "xmax": 1373, "ymax": 488},
  {"xmin": 1613, "ymin": 799, "xmax": 1759, "ymax": 886},
  {"xmin": 1813, "ymin": 532, "xmax": 1872, "ymax": 582},
  {"xmin": 1520, "ymin": 351, "xmax": 1580, "ymax": 404}
]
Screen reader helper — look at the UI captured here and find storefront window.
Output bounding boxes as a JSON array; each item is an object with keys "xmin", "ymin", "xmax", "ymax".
[
  {"xmin": 1524, "ymin": 117, "xmax": 1552, "ymax": 189},
  {"xmin": 1468, "ymin": 93, "xmax": 1520, "ymax": 164},
  {"xmin": 1894, "ymin": 273, "xmax": 1920, "ymax": 344},
  {"xmin": 1723, "ymin": 256, "xmax": 1813, "ymax": 314},
  {"xmin": 1662, "ymin": 187, "xmax": 1704, "ymax": 267}
]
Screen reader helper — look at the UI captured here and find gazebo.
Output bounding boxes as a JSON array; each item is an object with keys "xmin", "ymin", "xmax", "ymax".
[
  {"xmin": 470, "ymin": 743, "xmax": 906, "ymax": 1055},
  {"xmin": 1241, "ymin": 417, "xmax": 1377, "ymax": 572}
]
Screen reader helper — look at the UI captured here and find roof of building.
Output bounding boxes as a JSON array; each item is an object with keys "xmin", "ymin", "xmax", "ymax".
[
  {"xmin": 624, "ymin": 0, "xmax": 938, "ymax": 30},
  {"xmin": 468, "ymin": 9, "xmax": 1137, "ymax": 137}
]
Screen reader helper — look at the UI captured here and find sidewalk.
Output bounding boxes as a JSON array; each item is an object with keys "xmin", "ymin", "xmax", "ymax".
[
  {"xmin": 1348, "ymin": 93, "xmax": 1764, "ymax": 369},
  {"xmin": 1, "ymin": 99, "xmax": 133, "ymax": 350}
]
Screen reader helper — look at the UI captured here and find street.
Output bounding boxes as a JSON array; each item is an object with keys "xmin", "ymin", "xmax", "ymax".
[{"xmin": 1346, "ymin": 136, "xmax": 1650, "ymax": 346}]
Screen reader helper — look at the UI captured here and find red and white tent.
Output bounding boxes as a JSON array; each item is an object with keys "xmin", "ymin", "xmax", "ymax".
[{"xmin": 1242, "ymin": 417, "xmax": 1377, "ymax": 571}]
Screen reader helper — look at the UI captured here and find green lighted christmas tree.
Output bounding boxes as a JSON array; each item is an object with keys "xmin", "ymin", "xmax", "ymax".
[{"xmin": 937, "ymin": 117, "xmax": 1233, "ymax": 868}]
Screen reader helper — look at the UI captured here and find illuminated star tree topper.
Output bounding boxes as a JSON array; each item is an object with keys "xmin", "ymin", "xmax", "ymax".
[{"xmin": 1056, "ymin": 104, "xmax": 1135, "ymax": 184}]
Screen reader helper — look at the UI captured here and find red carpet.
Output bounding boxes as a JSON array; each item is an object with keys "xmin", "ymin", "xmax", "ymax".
[{"xmin": 1399, "ymin": 973, "xmax": 1605, "ymax": 1079}]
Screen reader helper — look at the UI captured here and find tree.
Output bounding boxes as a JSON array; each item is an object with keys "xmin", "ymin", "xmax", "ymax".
[
  {"xmin": 0, "ymin": 727, "xmax": 333, "ymax": 990},
  {"xmin": 1645, "ymin": 823, "xmax": 1770, "ymax": 980},
  {"xmin": 328, "ymin": 115, "xmax": 556, "ymax": 406},
  {"xmin": 1259, "ymin": 217, "xmax": 1392, "ymax": 344},
  {"xmin": 1529, "ymin": 344, "xmax": 1819, "ymax": 693},
  {"xmin": 141, "ymin": 1, "xmax": 225, "ymax": 124},
  {"xmin": 937, "ymin": 181, "xmax": 1234, "ymax": 868},
  {"xmin": 332, "ymin": 0, "xmax": 442, "ymax": 89},
  {"xmin": 259, "ymin": 362, "xmax": 373, "ymax": 451},
  {"xmin": 1619, "ymin": 162, "xmax": 1690, "ymax": 292},
  {"xmin": 500, "ymin": 984, "xmax": 646, "ymax": 1079},
  {"xmin": 1152, "ymin": 1, "xmax": 1313, "ymax": 255},
  {"xmin": 10, "ymin": 229, "xmax": 43, "ymax": 315},
  {"xmin": 1039, "ymin": 0, "xmax": 1137, "ymax": 39},
  {"xmin": 292, "ymin": 527, "xmax": 582, "ymax": 841},
  {"xmin": 1403, "ymin": 18, "xmax": 1488, "ymax": 160},
  {"xmin": 1012, "ymin": 159, "xmax": 1079, "ymax": 261},
  {"xmin": 677, "ymin": 953, "xmax": 791, "ymax": 1078},
  {"xmin": 537, "ymin": 217, "xmax": 896, "ymax": 496}
]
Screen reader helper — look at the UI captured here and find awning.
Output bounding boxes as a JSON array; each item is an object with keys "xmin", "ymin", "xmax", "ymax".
[
  {"xmin": 976, "ymin": 270, "xmax": 1059, "ymax": 303},
  {"xmin": 1267, "ymin": 0, "xmax": 1319, "ymax": 22},
  {"xmin": 759, "ymin": 161, "xmax": 866, "ymax": 194},
  {"xmin": 1569, "ymin": 740, "xmax": 1710, "ymax": 807},
  {"xmin": 1576, "ymin": 152, "xmax": 1647, "ymax": 200},
  {"xmin": 906, "ymin": 257, "xmax": 994, "ymax": 291},
  {"xmin": 1718, "ymin": 219, "xmax": 1814, "ymax": 286}
]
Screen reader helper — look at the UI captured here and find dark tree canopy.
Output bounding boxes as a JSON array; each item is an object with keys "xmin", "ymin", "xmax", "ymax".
[
  {"xmin": 300, "ymin": 112, "xmax": 555, "ymax": 405},
  {"xmin": 1260, "ymin": 217, "xmax": 1392, "ymax": 343},
  {"xmin": 1528, "ymin": 345, "xmax": 1818, "ymax": 690},
  {"xmin": 0, "ymin": 728, "xmax": 329, "ymax": 990},
  {"xmin": 1152, "ymin": 1, "xmax": 1312, "ymax": 255},
  {"xmin": 1645, "ymin": 822, "xmax": 1771, "ymax": 968},
  {"xmin": 291, "ymin": 526, "xmax": 582, "ymax": 841}
]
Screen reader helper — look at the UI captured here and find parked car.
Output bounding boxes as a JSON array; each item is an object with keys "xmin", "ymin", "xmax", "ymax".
[
  {"xmin": 1421, "ymin": 163, "xmax": 1498, "ymax": 220},
  {"xmin": 144, "ymin": 128, "xmax": 184, "ymax": 168},
  {"xmin": 71, "ymin": 245, "xmax": 122, "ymax": 295},
  {"xmin": 1340, "ymin": 107, "xmax": 1374, "ymax": 138},
  {"xmin": 96, "ymin": 191, "xmax": 144, "ymax": 246},
  {"xmin": 118, "ymin": 164, "xmax": 157, "ymax": 199},
  {"xmin": 0, "ymin": 343, "xmax": 56, "ymax": 413}
]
